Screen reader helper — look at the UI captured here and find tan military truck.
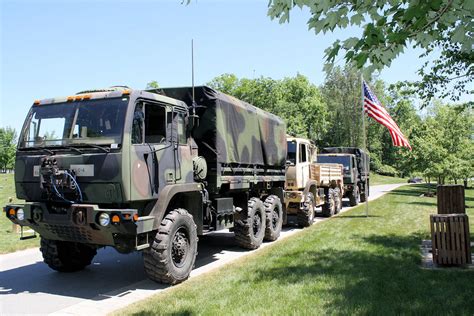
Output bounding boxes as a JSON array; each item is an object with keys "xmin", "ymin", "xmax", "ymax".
[{"xmin": 285, "ymin": 137, "xmax": 344, "ymax": 226}]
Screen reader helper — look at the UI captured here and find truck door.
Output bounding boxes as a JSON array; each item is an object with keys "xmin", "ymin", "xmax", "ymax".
[
  {"xmin": 297, "ymin": 142, "xmax": 310, "ymax": 188},
  {"xmin": 129, "ymin": 100, "xmax": 175, "ymax": 200}
]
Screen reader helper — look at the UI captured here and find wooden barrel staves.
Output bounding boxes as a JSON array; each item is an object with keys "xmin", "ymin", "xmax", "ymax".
[
  {"xmin": 430, "ymin": 214, "xmax": 472, "ymax": 265},
  {"xmin": 437, "ymin": 185, "xmax": 465, "ymax": 214}
]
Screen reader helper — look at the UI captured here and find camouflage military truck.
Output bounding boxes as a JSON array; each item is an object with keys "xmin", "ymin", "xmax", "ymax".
[
  {"xmin": 318, "ymin": 147, "xmax": 370, "ymax": 206},
  {"xmin": 3, "ymin": 86, "xmax": 287, "ymax": 284},
  {"xmin": 285, "ymin": 137, "xmax": 344, "ymax": 226}
]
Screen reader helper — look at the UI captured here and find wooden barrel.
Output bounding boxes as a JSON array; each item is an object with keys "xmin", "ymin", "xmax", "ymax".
[
  {"xmin": 430, "ymin": 214, "xmax": 471, "ymax": 265},
  {"xmin": 437, "ymin": 185, "xmax": 465, "ymax": 214}
]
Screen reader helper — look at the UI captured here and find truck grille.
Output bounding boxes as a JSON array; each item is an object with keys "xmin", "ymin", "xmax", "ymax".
[{"xmin": 44, "ymin": 224, "xmax": 93, "ymax": 242}]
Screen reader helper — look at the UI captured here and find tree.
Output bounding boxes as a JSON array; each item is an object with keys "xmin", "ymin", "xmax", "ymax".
[
  {"xmin": 408, "ymin": 102, "xmax": 473, "ymax": 185},
  {"xmin": 146, "ymin": 81, "xmax": 160, "ymax": 89},
  {"xmin": 0, "ymin": 127, "xmax": 17, "ymax": 172},
  {"xmin": 320, "ymin": 66, "xmax": 365, "ymax": 148},
  {"xmin": 267, "ymin": 0, "xmax": 473, "ymax": 103}
]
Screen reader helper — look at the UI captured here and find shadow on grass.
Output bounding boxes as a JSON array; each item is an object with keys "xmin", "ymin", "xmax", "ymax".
[
  {"xmin": 409, "ymin": 201, "xmax": 437, "ymax": 207},
  {"xmin": 249, "ymin": 233, "xmax": 474, "ymax": 315},
  {"xmin": 335, "ymin": 215, "xmax": 381, "ymax": 219},
  {"xmin": 388, "ymin": 184, "xmax": 438, "ymax": 198}
]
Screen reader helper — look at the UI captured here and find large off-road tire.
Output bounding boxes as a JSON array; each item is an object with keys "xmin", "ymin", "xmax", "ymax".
[
  {"xmin": 143, "ymin": 208, "xmax": 198, "ymax": 285},
  {"xmin": 334, "ymin": 187, "xmax": 342, "ymax": 214},
  {"xmin": 40, "ymin": 237, "xmax": 97, "ymax": 272},
  {"xmin": 234, "ymin": 197, "xmax": 266, "ymax": 249},
  {"xmin": 297, "ymin": 192, "xmax": 315, "ymax": 227},
  {"xmin": 349, "ymin": 186, "xmax": 360, "ymax": 206},
  {"xmin": 264, "ymin": 195, "xmax": 283, "ymax": 241},
  {"xmin": 322, "ymin": 188, "xmax": 336, "ymax": 217}
]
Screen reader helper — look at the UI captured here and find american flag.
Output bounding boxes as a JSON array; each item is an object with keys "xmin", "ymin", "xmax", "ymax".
[{"xmin": 363, "ymin": 80, "xmax": 412, "ymax": 150}]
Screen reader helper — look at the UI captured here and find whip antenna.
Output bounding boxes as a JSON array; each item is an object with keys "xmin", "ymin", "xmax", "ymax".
[{"xmin": 191, "ymin": 39, "xmax": 196, "ymax": 116}]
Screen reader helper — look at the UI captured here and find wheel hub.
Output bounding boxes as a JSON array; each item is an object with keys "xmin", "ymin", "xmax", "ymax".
[
  {"xmin": 172, "ymin": 228, "xmax": 189, "ymax": 267},
  {"xmin": 272, "ymin": 207, "xmax": 279, "ymax": 229},
  {"xmin": 253, "ymin": 212, "xmax": 262, "ymax": 237}
]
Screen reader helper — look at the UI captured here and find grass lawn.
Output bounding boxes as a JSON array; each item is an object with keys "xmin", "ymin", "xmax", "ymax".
[
  {"xmin": 371, "ymin": 173, "xmax": 408, "ymax": 185},
  {"xmin": 116, "ymin": 184, "xmax": 474, "ymax": 315},
  {"xmin": 0, "ymin": 173, "xmax": 39, "ymax": 253}
]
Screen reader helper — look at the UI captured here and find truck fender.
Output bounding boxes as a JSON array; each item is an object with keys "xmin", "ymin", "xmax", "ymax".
[
  {"xmin": 303, "ymin": 180, "xmax": 318, "ymax": 200},
  {"xmin": 149, "ymin": 183, "xmax": 202, "ymax": 230}
]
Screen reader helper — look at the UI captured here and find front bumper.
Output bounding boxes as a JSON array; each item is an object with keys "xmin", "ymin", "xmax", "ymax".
[
  {"xmin": 284, "ymin": 191, "xmax": 305, "ymax": 214},
  {"xmin": 4, "ymin": 203, "xmax": 154, "ymax": 246}
]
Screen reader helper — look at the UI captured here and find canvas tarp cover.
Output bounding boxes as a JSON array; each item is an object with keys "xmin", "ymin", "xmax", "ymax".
[{"xmin": 157, "ymin": 86, "xmax": 286, "ymax": 167}]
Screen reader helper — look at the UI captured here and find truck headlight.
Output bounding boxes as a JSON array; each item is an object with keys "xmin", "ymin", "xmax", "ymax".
[
  {"xmin": 17, "ymin": 208, "xmax": 25, "ymax": 221},
  {"xmin": 98, "ymin": 212, "xmax": 110, "ymax": 226}
]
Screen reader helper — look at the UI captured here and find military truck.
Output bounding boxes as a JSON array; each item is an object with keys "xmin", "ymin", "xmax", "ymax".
[
  {"xmin": 318, "ymin": 147, "xmax": 370, "ymax": 206},
  {"xmin": 4, "ymin": 86, "xmax": 287, "ymax": 284},
  {"xmin": 285, "ymin": 137, "xmax": 344, "ymax": 225}
]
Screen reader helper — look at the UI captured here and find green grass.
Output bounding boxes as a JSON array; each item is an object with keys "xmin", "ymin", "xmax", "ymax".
[
  {"xmin": 0, "ymin": 173, "xmax": 39, "ymax": 253},
  {"xmin": 116, "ymin": 184, "xmax": 474, "ymax": 316},
  {"xmin": 371, "ymin": 173, "xmax": 408, "ymax": 185}
]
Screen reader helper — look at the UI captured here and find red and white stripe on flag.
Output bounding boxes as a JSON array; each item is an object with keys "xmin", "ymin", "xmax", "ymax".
[{"xmin": 363, "ymin": 81, "xmax": 412, "ymax": 150}]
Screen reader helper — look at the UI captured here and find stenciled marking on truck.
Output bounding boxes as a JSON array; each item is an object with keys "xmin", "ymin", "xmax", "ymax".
[{"xmin": 70, "ymin": 164, "xmax": 94, "ymax": 177}]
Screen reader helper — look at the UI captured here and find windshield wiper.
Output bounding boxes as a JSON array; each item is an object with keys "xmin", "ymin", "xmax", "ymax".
[
  {"xmin": 62, "ymin": 146, "xmax": 84, "ymax": 154},
  {"xmin": 74, "ymin": 143, "xmax": 110, "ymax": 153},
  {"xmin": 19, "ymin": 147, "xmax": 55, "ymax": 155}
]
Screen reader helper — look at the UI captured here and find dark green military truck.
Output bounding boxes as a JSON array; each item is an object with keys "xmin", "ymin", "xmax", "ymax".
[
  {"xmin": 4, "ymin": 86, "xmax": 287, "ymax": 284},
  {"xmin": 318, "ymin": 147, "xmax": 370, "ymax": 206}
]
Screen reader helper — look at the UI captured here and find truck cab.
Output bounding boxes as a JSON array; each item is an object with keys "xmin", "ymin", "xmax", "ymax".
[
  {"xmin": 318, "ymin": 147, "xmax": 370, "ymax": 206},
  {"xmin": 285, "ymin": 137, "xmax": 344, "ymax": 225}
]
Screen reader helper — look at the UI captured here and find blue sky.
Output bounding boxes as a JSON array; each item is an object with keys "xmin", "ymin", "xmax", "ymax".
[{"xmin": 0, "ymin": 0, "xmax": 453, "ymax": 133}]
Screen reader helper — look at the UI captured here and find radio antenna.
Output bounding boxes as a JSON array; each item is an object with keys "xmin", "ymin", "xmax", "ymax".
[{"xmin": 191, "ymin": 39, "xmax": 196, "ymax": 116}]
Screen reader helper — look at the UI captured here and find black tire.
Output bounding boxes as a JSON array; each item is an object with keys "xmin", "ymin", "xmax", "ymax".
[
  {"xmin": 334, "ymin": 187, "xmax": 342, "ymax": 214},
  {"xmin": 322, "ymin": 188, "xmax": 336, "ymax": 217},
  {"xmin": 40, "ymin": 237, "xmax": 97, "ymax": 272},
  {"xmin": 143, "ymin": 208, "xmax": 198, "ymax": 284},
  {"xmin": 297, "ymin": 192, "xmax": 315, "ymax": 227},
  {"xmin": 264, "ymin": 195, "xmax": 283, "ymax": 241},
  {"xmin": 234, "ymin": 197, "xmax": 266, "ymax": 249},
  {"xmin": 349, "ymin": 186, "xmax": 360, "ymax": 206}
]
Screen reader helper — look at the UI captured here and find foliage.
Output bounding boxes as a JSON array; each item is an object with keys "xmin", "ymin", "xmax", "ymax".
[
  {"xmin": 0, "ymin": 127, "xmax": 17, "ymax": 171},
  {"xmin": 267, "ymin": 0, "xmax": 474, "ymax": 103},
  {"xmin": 116, "ymin": 184, "xmax": 474, "ymax": 315},
  {"xmin": 408, "ymin": 102, "xmax": 473, "ymax": 184},
  {"xmin": 376, "ymin": 164, "xmax": 399, "ymax": 177},
  {"xmin": 146, "ymin": 80, "xmax": 160, "ymax": 89}
]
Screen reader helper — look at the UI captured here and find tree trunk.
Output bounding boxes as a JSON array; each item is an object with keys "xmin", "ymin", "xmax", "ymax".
[{"xmin": 464, "ymin": 179, "xmax": 468, "ymax": 188}]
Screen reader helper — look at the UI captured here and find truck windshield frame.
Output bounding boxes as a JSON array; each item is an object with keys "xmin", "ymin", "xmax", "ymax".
[
  {"xmin": 19, "ymin": 97, "xmax": 129, "ymax": 149},
  {"xmin": 318, "ymin": 155, "xmax": 351, "ymax": 168}
]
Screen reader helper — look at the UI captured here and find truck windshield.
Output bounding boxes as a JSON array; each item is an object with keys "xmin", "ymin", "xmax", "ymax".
[
  {"xmin": 19, "ymin": 97, "xmax": 128, "ymax": 148},
  {"xmin": 318, "ymin": 155, "xmax": 351, "ymax": 168}
]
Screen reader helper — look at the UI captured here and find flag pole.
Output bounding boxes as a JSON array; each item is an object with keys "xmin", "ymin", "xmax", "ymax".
[{"xmin": 361, "ymin": 73, "xmax": 369, "ymax": 217}]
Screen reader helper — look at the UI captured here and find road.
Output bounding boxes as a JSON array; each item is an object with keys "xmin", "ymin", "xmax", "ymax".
[{"xmin": 0, "ymin": 183, "xmax": 405, "ymax": 315}]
